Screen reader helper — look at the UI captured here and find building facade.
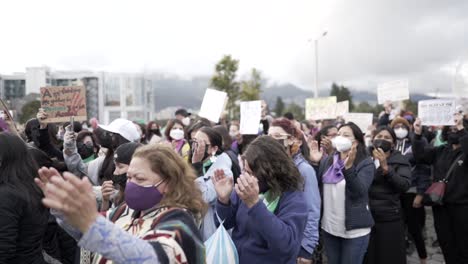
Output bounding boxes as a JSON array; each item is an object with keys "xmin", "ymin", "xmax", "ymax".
[{"xmin": 0, "ymin": 67, "xmax": 154, "ymax": 124}]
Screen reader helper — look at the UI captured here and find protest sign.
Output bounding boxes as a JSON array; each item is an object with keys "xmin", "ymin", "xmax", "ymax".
[
  {"xmin": 305, "ymin": 96, "xmax": 337, "ymax": 120},
  {"xmin": 344, "ymin": 113, "xmax": 373, "ymax": 132},
  {"xmin": 377, "ymin": 79, "xmax": 410, "ymax": 104},
  {"xmin": 40, "ymin": 86, "xmax": 87, "ymax": 123},
  {"xmin": 418, "ymin": 99, "xmax": 456, "ymax": 126},
  {"xmin": 198, "ymin": 88, "xmax": 228, "ymax": 123},
  {"xmin": 313, "ymin": 100, "xmax": 349, "ymax": 120},
  {"xmin": 240, "ymin": 100, "xmax": 262, "ymax": 135}
]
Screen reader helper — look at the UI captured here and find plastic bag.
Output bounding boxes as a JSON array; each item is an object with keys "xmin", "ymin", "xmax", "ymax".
[{"xmin": 204, "ymin": 216, "xmax": 239, "ymax": 264}]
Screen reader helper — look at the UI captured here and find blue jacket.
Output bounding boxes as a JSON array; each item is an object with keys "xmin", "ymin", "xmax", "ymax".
[
  {"xmin": 318, "ymin": 156, "xmax": 375, "ymax": 230},
  {"xmin": 216, "ymin": 191, "xmax": 308, "ymax": 264},
  {"xmin": 293, "ymin": 153, "xmax": 321, "ymax": 256}
]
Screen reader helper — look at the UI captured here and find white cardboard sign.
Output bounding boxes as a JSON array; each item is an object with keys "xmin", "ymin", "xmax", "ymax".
[
  {"xmin": 198, "ymin": 88, "xmax": 228, "ymax": 123},
  {"xmin": 418, "ymin": 99, "xmax": 456, "ymax": 126},
  {"xmin": 314, "ymin": 101, "xmax": 350, "ymax": 120},
  {"xmin": 377, "ymin": 79, "xmax": 410, "ymax": 104},
  {"xmin": 345, "ymin": 113, "xmax": 373, "ymax": 132},
  {"xmin": 240, "ymin": 100, "xmax": 262, "ymax": 135},
  {"xmin": 305, "ymin": 96, "xmax": 337, "ymax": 120}
]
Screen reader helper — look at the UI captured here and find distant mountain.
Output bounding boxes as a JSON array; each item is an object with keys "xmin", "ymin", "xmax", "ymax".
[{"xmin": 150, "ymin": 76, "xmax": 434, "ymax": 111}]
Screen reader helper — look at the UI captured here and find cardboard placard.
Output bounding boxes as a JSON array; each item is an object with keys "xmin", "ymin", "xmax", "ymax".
[
  {"xmin": 198, "ymin": 88, "xmax": 228, "ymax": 123},
  {"xmin": 40, "ymin": 86, "xmax": 87, "ymax": 123},
  {"xmin": 313, "ymin": 100, "xmax": 350, "ymax": 120},
  {"xmin": 305, "ymin": 96, "xmax": 337, "ymax": 120},
  {"xmin": 377, "ymin": 79, "xmax": 410, "ymax": 104},
  {"xmin": 418, "ymin": 99, "xmax": 456, "ymax": 126},
  {"xmin": 345, "ymin": 113, "xmax": 373, "ymax": 132},
  {"xmin": 240, "ymin": 100, "xmax": 262, "ymax": 135}
]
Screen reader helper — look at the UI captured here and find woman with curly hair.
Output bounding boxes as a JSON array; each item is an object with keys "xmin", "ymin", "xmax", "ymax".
[
  {"xmin": 36, "ymin": 144, "xmax": 207, "ymax": 264},
  {"xmin": 213, "ymin": 136, "xmax": 308, "ymax": 263}
]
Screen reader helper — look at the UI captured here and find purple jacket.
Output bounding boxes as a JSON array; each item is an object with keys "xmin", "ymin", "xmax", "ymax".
[{"xmin": 216, "ymin": 190, "xmax": 308, "ymax": 264}]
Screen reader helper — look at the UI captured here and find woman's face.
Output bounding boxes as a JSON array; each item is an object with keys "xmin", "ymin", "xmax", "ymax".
[
  {"xmin": 171, "ymin": 123, "xmax": 184, "ymax": 131},
  {"xmin": 374, "ymin": 130, "xmax": 394, "ymax": 145},
  {"xmin": 127, "ymin": 157, "xmax": 167, "ymax": 193},
  {"xmin": 193, "ymin": 131, "xmax": 217, "ymax": 158},
  {"xmin": 338, "ymin": 126, "xmax": 355, "ymax": 141},
  {"xmin": 151, "ymin": 123, "xmax": 158, "ymax": 130},
  {"xmin": 229, "ymin": 125, "xmax": 240, "ymax": 138},
  {"xmin": 114, "ymin": 162, "xmax": 129, "ymax": 175}
]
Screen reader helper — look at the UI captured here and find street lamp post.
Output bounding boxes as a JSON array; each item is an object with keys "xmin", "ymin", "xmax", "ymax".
[{"xmin": 311, "ymin": 31, "xmax": 328, "ymax": 98}]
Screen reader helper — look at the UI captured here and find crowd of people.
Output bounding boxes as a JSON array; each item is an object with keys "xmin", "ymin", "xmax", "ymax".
[{"xmin": 0, "ymin": 100, "xmax": 467, "ymax": 264}]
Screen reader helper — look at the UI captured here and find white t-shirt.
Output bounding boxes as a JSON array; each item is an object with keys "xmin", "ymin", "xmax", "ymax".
[{"xmin": 321, "ymin": 179, "xmax": 371, "ymax": 238}]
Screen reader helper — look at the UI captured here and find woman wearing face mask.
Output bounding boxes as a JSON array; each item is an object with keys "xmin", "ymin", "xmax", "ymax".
[
  {"xmin": 364, "ymin": 127, "xmax": 411, "ymax": 264},
  {"xmin": 145, "ymin": 121, "xmax": 162, "ymax": 144},
  {"xmin": 37, "ymin": 144, "xmax": 207, "ymax": 264},
  {"xmin": 100, "ymin": 142, "xmax": 141, "ymax": 212},
  {"xmin": 390, "ymin": 117, "xmax": 431, "ymax": 263},
  {"xmin": 213, "ymin": 136, "xmax": 308, "ymax": 263},
  {"xmin": 309, "ymin": 125, "xmax": 338, "ymax": 161},
  {"xmin": 191, "ymin": 127, "xmax": 235, "ymax": 240},
  {"xmin": 412, "ymin": 113, "xmax": 468, "ymax": 264},
  {"xmin": 268, "ymin": 118, "xmax": 321, "ymax": 263},
  {"xmin": 309, "ymin": 122, "xmax": 375, "ymax": 264},
  {"xmin": 75, "ymin": 131, "xmax": 99, "ymax": 163},
  {"xmin": 164, "ymin": 119, "xmax": 190, "ymax": 161},
  {"xmin": 63, "ymin": 118, "xmax": 140, "ymax": 186}
]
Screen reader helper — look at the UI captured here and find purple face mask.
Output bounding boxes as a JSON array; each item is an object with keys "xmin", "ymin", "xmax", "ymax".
[{"xmin": 124, "ymin": 181, "xmax": 164, "ymax": 211}]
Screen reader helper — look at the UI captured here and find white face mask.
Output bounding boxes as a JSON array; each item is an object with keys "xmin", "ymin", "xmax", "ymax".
[
  {"xmin": 229, "ymin": 131, "xmax": 238, "ymax": 138},
  {"xmin": 394, "ymin": 128, "xmax": 408, "ymax": 139},
  {"xmin": 170, "ymin": 129, "xmax": 185, "ymax": 141},
  {"xmin": 332, "ymin": 136, "xmax": 353, "ymax": 152},
  {"xmin": 182, "ymin": 117, "xmax": 190, "ymax": 126}
]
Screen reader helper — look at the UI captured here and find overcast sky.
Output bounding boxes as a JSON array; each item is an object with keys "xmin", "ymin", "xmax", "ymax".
[{"xmin": 0, "ymin": 0, "xmax": 467, "ymax": 94}]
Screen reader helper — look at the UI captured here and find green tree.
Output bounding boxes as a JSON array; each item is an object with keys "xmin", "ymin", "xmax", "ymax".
[
  {"xmin": 274, "ymin": 96, "xmax": 285, "ymax": 117},
  {"xmin": 210, "ymin": 55, "xmax": 240, "ymax": 118},
  {"xmin": 403, "ymin": 99, "xmax": 418, "ymax": 115},
  {"xmin": 20, "ymin": 100, "xmax": 40, "ymax": 124},
  {"xmin": 285, "ymin": 102, "xmax": 305, "ymax": 121},
  {"xmin": 330, "ymin": 83, "xmax": 355, "ymax": 111},
  {"xmin": 354, "ymin": 101, "xmax": 375, "ymax": 114},
  {"xmin": 240, "ymin": 68, "xmax": 262, "ymax": 101}
]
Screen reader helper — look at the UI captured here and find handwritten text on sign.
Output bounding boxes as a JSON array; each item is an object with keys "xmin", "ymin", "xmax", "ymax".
[
  {"xmin": 418, "ymin": 100, "xmax": 456, "ymax": 126},
  {"xmin": 40, "ymin": 86, "xmax": 87, "ymax": 123},
  {"xmin": 377, "ymin": 79, "xmax": 410, "ymax": 104},
  {"xmin": 305, "ymin": 96, "xmax": 337, "ymax": 120}
]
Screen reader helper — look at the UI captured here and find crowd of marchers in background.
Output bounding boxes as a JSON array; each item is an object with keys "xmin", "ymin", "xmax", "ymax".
[{"xmin": 0, "ymin": 99, "xmax": 467, "ymax": 264}]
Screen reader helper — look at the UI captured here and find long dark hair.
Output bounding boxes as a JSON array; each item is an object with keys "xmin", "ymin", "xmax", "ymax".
[
  {"xmin": 0, "ymin": 133, "xmax": 44, "ymax": 208},
  {"xmin": 314, "ymin": 125, "xmax": 336, "ymax": 147},
  {"xmin": 213, "ymin": 125, "xmax": 233, "ymax": 151},
  {"xmin": 199, "ymin": 127, "xmax": 223, "ymax": 155},
  {"xmin": 243, "ymin": 136, "xmax": 303, "ymax": 198},
  {"xmin": 339, "ymin": 122, "xmax": 369, "ymax": 165}
]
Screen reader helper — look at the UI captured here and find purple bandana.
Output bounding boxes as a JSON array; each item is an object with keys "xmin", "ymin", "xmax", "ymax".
[{"xmin": 322, "ymin": 154, "xmax": 345, "ymax": 184}]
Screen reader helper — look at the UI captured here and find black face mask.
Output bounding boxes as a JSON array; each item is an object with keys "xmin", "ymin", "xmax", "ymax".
[
  {"xmin": 112, "ymin": 173, "xmax": 128, "ymax": 186},
  {"xmin": 77, "ymin": 142, "xmax": 95, "ymax": 159},
  {"xmin": 190, "ymin": 142, "xmax": 210, "ymax": 162},
  {"xmin": 373, "ymin": 139, "xmax": 392, "ymax": 153},
  {"xmin": 151, "ymin": 129, "xmax": 160, "ymax": 134},
  {"xmin": 447, "ymin": 129, "xmax": 466, "ymax": 145}
]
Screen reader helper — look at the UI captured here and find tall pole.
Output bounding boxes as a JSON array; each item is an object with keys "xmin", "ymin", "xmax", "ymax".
[{"xmin": 314, "ymin": 39, "xmax": 319, "ymax": 98}]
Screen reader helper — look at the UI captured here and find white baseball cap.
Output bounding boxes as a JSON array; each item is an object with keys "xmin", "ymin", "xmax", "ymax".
[{"xmin": 98, "ymin": 118, "xmax": 140, "ymax": 142}]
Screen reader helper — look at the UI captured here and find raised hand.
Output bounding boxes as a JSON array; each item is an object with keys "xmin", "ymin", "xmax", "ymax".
[
  {"xmin": 42, "ymin": 172, "xmax": 98, "ymax": 233},
  {"xmin": 235, "ymin": 172, "xmax": 259, "ymax": 208},
  {"xmin": 212, "ymin": 169, "xmax": 233, "ymax": 204},
  {"xmin": 307, "ymin": 138, "xmax": 324, "ymax": 164},
  {"xmin": 191, "ymin": 141, "xmax": 206, "ymax": 163},
  {"xmin": 36, "ymin": 108, "xmax": 48, "ymax": 129},
  {"xmin": 101, "ymin": 180, "xmax": 115, "ymax": 202},
  {"xmin": 35, "ymin": 167, "xmax": 62, "ymax": 193},
  {"xmin": 413, "ymin": 118, "xmax": 422, "ymax": 135},
  {"xmin": 372, "ymin": 148, "xmax": 388, "ymax": 173}
]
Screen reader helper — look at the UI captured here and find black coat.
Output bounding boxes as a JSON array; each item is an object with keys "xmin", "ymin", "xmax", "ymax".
[
  {"xmin": 368, "ymin": 151, "xmax": 411, "ymax": 222},
  {"xmin": 0, "ymin": 184, "xmax": 48, "ymax": 264}
]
